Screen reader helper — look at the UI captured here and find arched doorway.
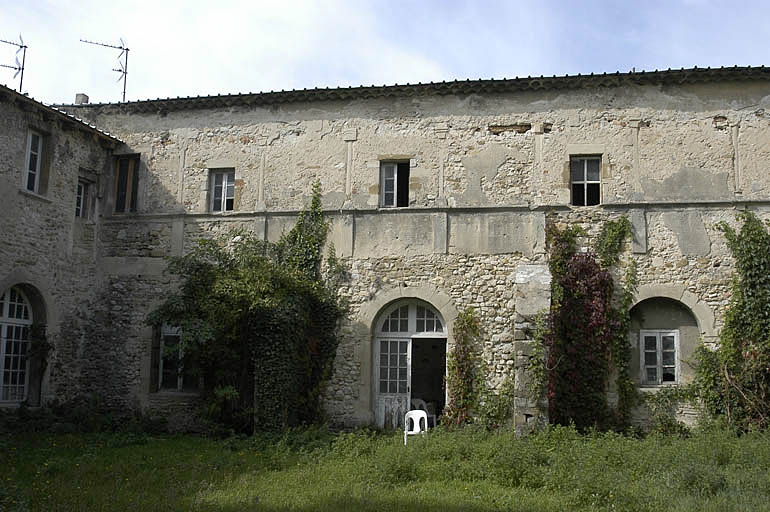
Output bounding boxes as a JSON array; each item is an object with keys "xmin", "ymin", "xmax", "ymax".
[
  {"xmin": 0, "ymin": 286, "xmax": 33, "ymax": 402},
  {"xmin": 373, "ymin": 299, "xmax": 447, "ymax": 428}
]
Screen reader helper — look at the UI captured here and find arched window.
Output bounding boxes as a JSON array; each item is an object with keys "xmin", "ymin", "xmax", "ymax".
[{"xmin": 0, "ymin": 287, "xmax": 32, "ymax": 402}]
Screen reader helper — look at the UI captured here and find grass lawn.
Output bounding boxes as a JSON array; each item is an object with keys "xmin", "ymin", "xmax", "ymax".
[{"xmin": 3, "ymin": 425, "xmax": 770, "ymax": 511}]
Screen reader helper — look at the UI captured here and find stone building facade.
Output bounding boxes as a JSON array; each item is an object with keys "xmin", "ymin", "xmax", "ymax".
[{"xmin": 2, "ymin": 67, "xmax": 770, "ymax": 431}]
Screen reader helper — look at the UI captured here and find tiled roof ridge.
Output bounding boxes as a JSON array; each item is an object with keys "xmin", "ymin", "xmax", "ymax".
[{"xmin": 56, "ymin": 65, "xmax": 769, "ymax": 113}]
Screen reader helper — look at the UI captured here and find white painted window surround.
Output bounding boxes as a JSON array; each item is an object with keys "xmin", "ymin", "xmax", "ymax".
[
  {"xmin": 210, "ymin": 170, "xmax": 235, "ymax": 212},
  {"xmin": 570, "ymin": 155, "xmax": 601, "ymax": 206},
  {"xmin": 24, "ymin": 130, "xmax": 43, "ymax": 193},
  {"xmin": 0, "ymin": 287, "xmax": 32, "ymax": 402},
  {"xmin": 640, "ymin": 330, "xmax": 679, "ymax": 385}
]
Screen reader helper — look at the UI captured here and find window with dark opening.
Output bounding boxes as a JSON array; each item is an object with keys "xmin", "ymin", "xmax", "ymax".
[
  {"xmin": 210, "ymin": 169, "xmax": 235, "ymax": 212},
  {"xmin": 570, "ymin": 156, "xmax": 601, "ymax": 206},
  {"xmin": 114, "ymin": 155, "xmax": 139, "ymax": 213},
  {"xmin": 380, "ymin": 162, "xmax": 410, "ymax": 207}
]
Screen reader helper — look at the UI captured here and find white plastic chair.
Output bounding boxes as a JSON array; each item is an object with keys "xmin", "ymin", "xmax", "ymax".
[
  {"xmin": 404, "ymin": 409, "xmax": 428, "ymax": 445},
  {"xmin": 411, "ymin": 398, "xmax": 437, "ymax": 428}
]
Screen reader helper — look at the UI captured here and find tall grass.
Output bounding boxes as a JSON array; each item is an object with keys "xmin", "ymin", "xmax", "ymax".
[{"xmin": 3, "ymin": 425, "xmax": 770, "ymax": 511}]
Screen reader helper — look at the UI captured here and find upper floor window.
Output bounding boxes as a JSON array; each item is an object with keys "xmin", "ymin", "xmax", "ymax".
[
  {"xmin": 210, "ymin": 169, "xmax": 235, "ymax": 212},
  {"xmin": 640, "ymin": 330, "xmax": 679, "ymax": 385},
  {"xmin": 114, "ymin": 155, "xmax": 139, "ymax": 213},
  {"xmin": 75, "ymin": 179, "xmax": 90, "ymax": 218},
  {"xmin": 380, "ymin": 162, "xmax": 409, "ymax": 207},
  {"xmin": 570, "ymin": 156, "xmax": 601, "ymax": 206},
  {"xmin": 24, "ymin": 130, "xmax": 46, "ymax": 194}
]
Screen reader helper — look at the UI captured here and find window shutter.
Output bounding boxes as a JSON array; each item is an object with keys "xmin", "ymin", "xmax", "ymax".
[{"xmin": 150, "ymin": 327, "xmax": 160, "ymax": 392}]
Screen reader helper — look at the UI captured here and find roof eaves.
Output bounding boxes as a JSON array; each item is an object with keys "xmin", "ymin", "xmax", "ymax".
[{"xmin": 0, "ymin": 83, "xmax": 123, "ymax": 143}]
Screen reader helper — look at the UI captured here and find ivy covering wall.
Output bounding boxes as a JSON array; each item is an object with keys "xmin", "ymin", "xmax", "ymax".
[
  {"xmin": 538, "ymin": 216, "xmax": 636, "ymax": 431},
  {"xmin": 149, "ymin": 183, "xmax": 345, "ymax": 433},
  {"xmin": 694, "ymin": 211, "xmax": 770, "ymax": 430}
]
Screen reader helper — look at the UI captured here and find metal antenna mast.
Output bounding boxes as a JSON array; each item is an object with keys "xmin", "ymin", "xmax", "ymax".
[
  {"xmin": 0, "ymin": 34, "xmax": 27, "ymax": 92},
  {"xmin": 81, "ymin": 37, "xmax": 129, "ymax": 102}
]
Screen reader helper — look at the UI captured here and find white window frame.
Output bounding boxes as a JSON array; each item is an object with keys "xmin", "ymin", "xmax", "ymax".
[
  {"xmin": 210, "ymin": 169, "xmax": 235, "ymax": 212},
  {"xmin": 75, "ymin": 179, "xmax": 89, "ymax": 218},
  {"xmin": 0, "ymin": 287, "xmax": 32, "ymax": 403},
  {"xmin": 379, "ymin": 161, "xmax": 410, "ymax": 208},
  {"xmin": 640, "ymin": 330, "xmax": 679, "ymax": 385},
  {"xmin": 570, "ymin": 155, "xmax": 601, "ymax": 206},
  {"xmin": 24, "ymin": 130, "xmax": 43, "ymax": 193}
]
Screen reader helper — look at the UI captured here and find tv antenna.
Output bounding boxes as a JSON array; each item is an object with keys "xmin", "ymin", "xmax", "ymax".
[
  {"xmin": 0, "ymin": 34, "xmax": 26, "ymax": 92},
  {"xmin": 81, "ymin": 37, "xmax": 129, "ymax": 102}
]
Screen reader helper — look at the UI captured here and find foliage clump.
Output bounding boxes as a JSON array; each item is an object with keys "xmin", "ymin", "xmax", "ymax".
[
  {"xmin": 149, "ymin": 183, "xmax": 345, "ymax": 433},
  {"xmin": 540, "ymin": 215, "xmax": 636, "ymax": 431},
  {"xmin": 695, "ymin": 211, "xmax": 770, "ymax": 430},
  {"xmin": 443, "ymin": 308, "xmax": 483, "ymax": 426}
]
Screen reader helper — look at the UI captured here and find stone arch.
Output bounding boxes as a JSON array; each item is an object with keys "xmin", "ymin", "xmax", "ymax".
[
  {"xmin": 632, "ymin": 284, "xmax": 716, "ymax": 338},
  {"xmin": 349, "ymin": 283, "xmax": 458, "ymax": 426},
  {"xmin": 0, "ymin": 279, "xmax": 49, "ymax": 406},
  {"xmin": 0, "ymin": 269, "xmax": 57, "ymax": 332}
]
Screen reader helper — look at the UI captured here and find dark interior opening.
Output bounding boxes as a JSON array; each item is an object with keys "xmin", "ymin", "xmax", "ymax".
[
  {"xmin": 410, "ymin": 338, "xmax": 446, "ymax": 417},
  {"xmin": 396, "ymin": 162, "xmax": 409, "ymax": 207}
]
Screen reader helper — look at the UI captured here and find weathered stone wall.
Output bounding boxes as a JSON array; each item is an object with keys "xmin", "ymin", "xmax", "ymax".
[
  {"xmin": 45, "ymin": 76, "xmax": 770, "ymax": 428},
  {"xmin": 0, "ymin": 94, "xmax": 119, "ymax": 406}
]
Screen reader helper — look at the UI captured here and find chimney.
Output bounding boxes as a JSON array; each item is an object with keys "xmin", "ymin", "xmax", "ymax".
[{"xmin": 75, "ymin": 93, "xmax": 89, "ymax": 105}]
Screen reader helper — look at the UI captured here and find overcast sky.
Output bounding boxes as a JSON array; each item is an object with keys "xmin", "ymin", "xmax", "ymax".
[{"xmin": 2, "ymin": 0, "xmax": 768, "ymax": 105}]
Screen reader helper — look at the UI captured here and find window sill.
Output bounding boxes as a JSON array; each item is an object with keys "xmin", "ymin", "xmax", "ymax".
[
  {"xmin": 18, "ymin": 188, "xmax": 53, "ymax": 204},
  {"xmin": 152, "ymin": 389, "xmax": 201, "ymax": 397},
  {"xmin": 638, "ymin": 384, "xmax": 680, "ymax": 392}
]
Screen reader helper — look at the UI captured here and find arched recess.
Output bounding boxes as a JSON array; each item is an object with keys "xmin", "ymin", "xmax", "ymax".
[
  {"xmin": 630, "ymin": 293, "xmax": 701, "ymax": 387},
  {"xmin": 351, "ymin": 284, "xmax": 458, "ymax": 427},
  {"xmin": 0, "ymin": 283, "xmax": 48, "ymax": 406},
  {"xmin": 632, "ymin": 284, "xmax": 716, "ymax": 338}
]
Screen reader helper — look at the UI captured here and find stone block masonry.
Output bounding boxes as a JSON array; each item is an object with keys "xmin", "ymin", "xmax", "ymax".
[{"xmin": 2, "ymin": 68, "xmax": 769, "ymax": 429}]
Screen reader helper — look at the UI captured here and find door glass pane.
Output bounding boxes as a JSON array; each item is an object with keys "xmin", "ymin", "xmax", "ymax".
[
  {"xmin": 380, "ymin": 381, "xmax": 387, "ymax": 393},
  {"xmin": 389, "ymin": 381, "xmax": 396, "ymax": 393},
  {"xmin": 662, "ymin": 351, "xmax": 675, "ymax": 366},
  {"xmin": 400, "ymin": 341, "xmax": 407, "ymax": 353},
  {"xmin": 644, "ymin": 336, "xmax": 657, "ymax": 351},
  {"xmin": 662, "ymin": 368, "xmax": 676, "ymax": 382},
  {"xmin": 399, "ymin": 354, "xmax": 406, "ymax": 366},
  {"xmin": 398, "ymin": 381, "xmax": 406, "ymax": 393},
  {"xmin": 662, "ymin": 336, "xmax": 675, "ymax": 351},
  {"xmin": 389, "ymin": 354, "xmax": 397, "ymax": 366},
  {"xmin": 380, "ymin": 340, "xmax": 388, "ymax": 354},
  {"xmin": 389, "ymin": 368, "xmax": 397, "ymax": 380},
  {"xmin": 390, "ymin": 341, "xmax": 398, "ymax": 353},
  {"xmin": 644, "ymin": 352, "xmax": 657, "ymax": 366},
  {"xmin": 646, "ymin": 368, "xmax": 657, "ymax": 383}
]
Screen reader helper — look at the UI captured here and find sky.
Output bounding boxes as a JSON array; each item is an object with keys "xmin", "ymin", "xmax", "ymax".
[{"xmin": 1, "ymin": 0, "xmax": 769, "ymax": 105}]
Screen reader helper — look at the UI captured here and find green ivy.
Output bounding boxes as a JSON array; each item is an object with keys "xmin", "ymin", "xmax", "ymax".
[
  {"xmin": 444, "ymin": 308, "xmax": 483, "ymax": 426},
  {"xmin": 148, "ymin": 182, "xmax": 344, "ymax": 433},
  {"xmin": 539, "ymin": 215, "xmax": 636, "ymax": 431},
  {"xmin": 694, "ymin": 211, "xmax": 770, "ymax": 430}
]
